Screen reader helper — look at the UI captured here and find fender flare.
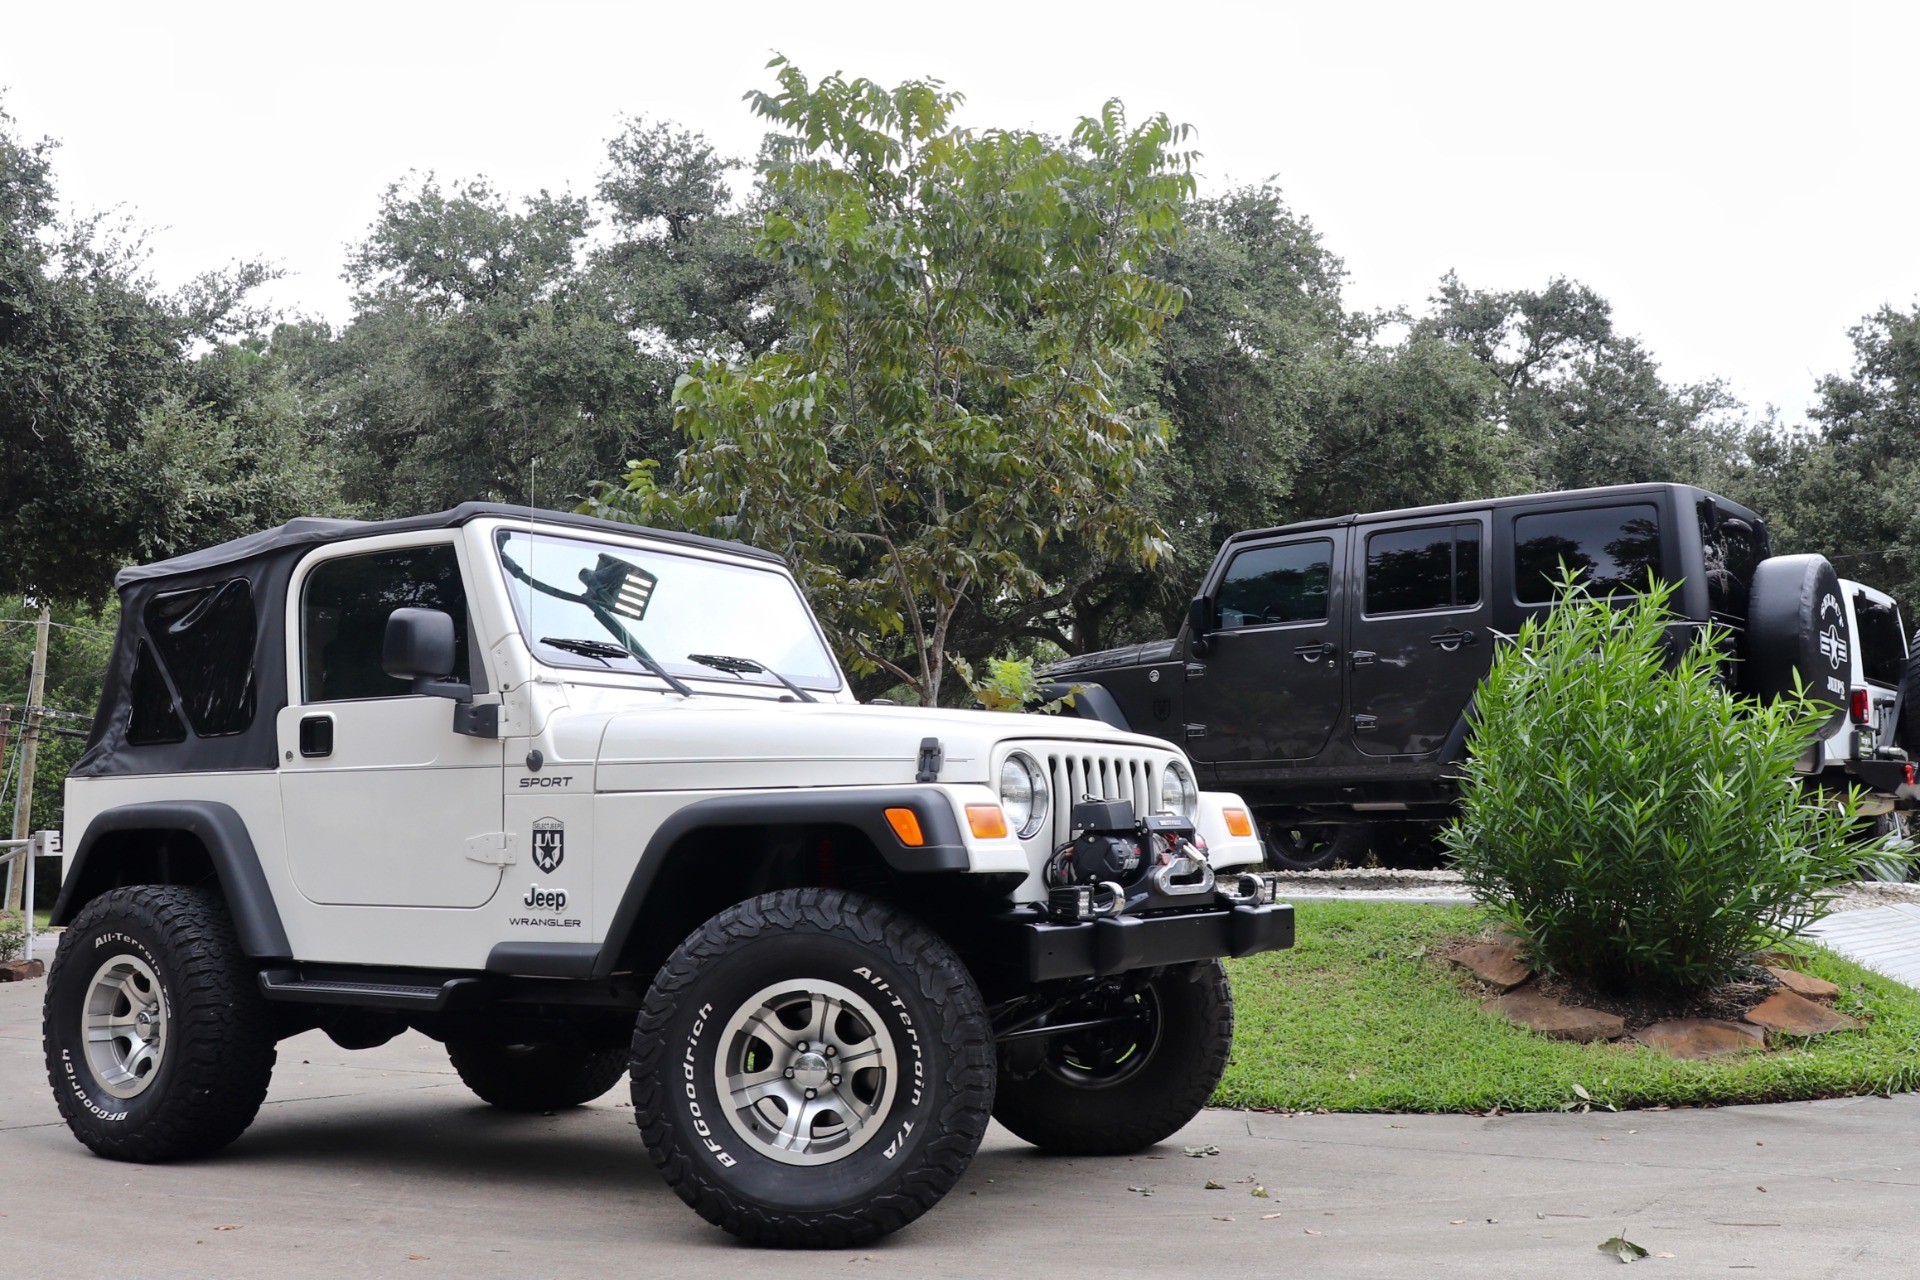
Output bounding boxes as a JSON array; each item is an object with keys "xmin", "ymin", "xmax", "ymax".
[
  {"xmin": 486, "ymin": 788, "xmax": 975, "ymax": 980},
  {"xmin": 50, "ymin": 800, "xmax": 293, "ymax": 959},
  {"xmin": 1039, "ymin": 681, "xmax": 1132, "ymax": 731}
]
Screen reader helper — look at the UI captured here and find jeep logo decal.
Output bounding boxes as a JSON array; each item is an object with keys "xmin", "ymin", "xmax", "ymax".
[{"xmin": 532, "ymin": 817, "xmax": 565, "ymax": 874}]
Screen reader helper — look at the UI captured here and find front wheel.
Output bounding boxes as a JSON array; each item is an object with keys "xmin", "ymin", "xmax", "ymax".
[
  {"xmin": 630, "ymin": 888, "xmax": 994, "ymax": 1248},
  {"xmin": 993, "ymin": 961, "xmax": 1233, "ymax": 1155},
  {"xmin": 42, "ymin": 885, "xmax": 278, "ymax": 1162}
]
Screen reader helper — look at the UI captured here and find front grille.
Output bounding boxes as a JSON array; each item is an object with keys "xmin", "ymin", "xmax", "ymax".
[{"xmin": 1039, "ymin": 747, "xmax": 1167, "ymax": 849}]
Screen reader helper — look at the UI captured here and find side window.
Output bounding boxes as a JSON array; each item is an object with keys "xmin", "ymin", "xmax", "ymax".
[
  {"xmin": 1697, "ymin": 497, "xmax": 1764, "ymax": 621},
  {"xmin": 1365, "ymin": 523, "xmax": 1482, "ymax": 615},
  {"xmin": 144, "ymin": 579, "xmax": 258, "ymax": 737},
  {"xmin": 1216, "ymin": 540, "xmax": 1333, "ymax": 629},
  {"xmin": 1853, "ymin": 592, "xmax": 1906, "ymax": 687},
  {"xmin": 1514, "ymin": 504, "xmax": 1662, "ymax": 603},
  {"xmin": 126, "ymin": 640, "xmax": 188, "ymax": 745},
  {"xmin": 302, "ymin": 544, "xmax": 471, "ymax": 702}
]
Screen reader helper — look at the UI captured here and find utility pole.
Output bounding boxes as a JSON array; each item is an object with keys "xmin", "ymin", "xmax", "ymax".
[{"xmin": 6, "ymin": 604, "xmax": 50, "ymax": 913}]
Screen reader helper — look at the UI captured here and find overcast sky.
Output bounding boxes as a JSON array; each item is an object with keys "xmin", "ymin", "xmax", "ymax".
[{"xmin": 5, "ymin": 1, "xmax": 1915, "ymax": 423}]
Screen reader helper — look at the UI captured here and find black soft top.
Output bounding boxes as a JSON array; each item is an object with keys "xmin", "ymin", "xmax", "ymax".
[
  {"xmin": 76, "ymin": 505, "xmax": 779, "ymax": 781},
  {"xmin": 116, "ymin": 502, "xmax": 780, "ymax": 588}
]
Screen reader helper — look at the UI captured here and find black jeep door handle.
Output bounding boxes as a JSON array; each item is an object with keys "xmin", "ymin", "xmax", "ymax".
[
  {"xmin": 1429, "ymin": 629, "xmax": 1477, "ymax": 653},
  {"xmin": 298, "ymin": 714, "xmax": 334, "ymax": 758},
  {"xmin": 1294, "ymin": 642, "xmax": 1337, "ymax": 663}
]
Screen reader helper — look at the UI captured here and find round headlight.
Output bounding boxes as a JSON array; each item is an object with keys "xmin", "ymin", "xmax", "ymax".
[
  {"xmin": 1159, "ymin": 760, "xmax": 1198, "ymax": 819},
  {"xmin": 999, "ymin": 752, "xmax": 1050, "ymax": 839}
]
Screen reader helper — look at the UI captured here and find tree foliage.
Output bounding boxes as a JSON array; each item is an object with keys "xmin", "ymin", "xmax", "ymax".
[{"xmin": 593, "ymin": 61, "xmax": 1195, "ymax": 704}]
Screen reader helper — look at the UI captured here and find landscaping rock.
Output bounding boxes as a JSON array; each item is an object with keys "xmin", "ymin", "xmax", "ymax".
[
  {"xmin": 1743, "ymin": 989, "xmax": 1861, "ymax": 1036},
  {"xmin": 1450, "ymin": 941, "xmax": 1533, "ymax": 989},
  {"xmin": 1482, "ymin": 986, "xmax": 1626, "ymax": 1042},
  {"xmin": 1635, "ymin": 1018, "xmax": 1765, "ymax": 1060},
  {"xmin": 0, "ymin": 958, "xmax": 45, "ymax": 982},
  {"xmin": 1765, "ymin": 966, "xmax": 1840, "ymax": 1001}
]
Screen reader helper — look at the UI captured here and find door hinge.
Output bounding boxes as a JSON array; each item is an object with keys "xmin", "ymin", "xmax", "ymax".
[
  {"xmin": 1352, "ymin": 714, "xmax": 1379, "ymax": 733},
  {"xmin": 1183, "ymin": 723, "xmax": 1209, "ymax": 740},
  {"xmin": 464, "ymin": 832, "xmax": 517, "ymax": 866}
]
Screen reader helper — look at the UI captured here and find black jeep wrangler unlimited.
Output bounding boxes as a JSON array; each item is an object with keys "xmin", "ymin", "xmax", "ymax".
[{"xmin": 1047, "ymin": 482, "xmax": 1872, "ymax": 869}]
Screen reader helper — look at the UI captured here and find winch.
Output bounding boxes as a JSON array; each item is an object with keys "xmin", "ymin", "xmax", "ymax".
[{"xmin": 1045, "ymin": 798, "xmax": 1281, "ymax": 922}]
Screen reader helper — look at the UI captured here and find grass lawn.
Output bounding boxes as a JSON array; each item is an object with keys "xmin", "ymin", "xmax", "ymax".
[{"xmin": 1216, "ymin": 900, "xmax": 1920, "ymax": 1113}]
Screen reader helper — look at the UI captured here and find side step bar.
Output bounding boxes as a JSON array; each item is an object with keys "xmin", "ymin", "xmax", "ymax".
[{"xmin": 259, "ymin": 968, "xmax": 480, "ymax": 1011}]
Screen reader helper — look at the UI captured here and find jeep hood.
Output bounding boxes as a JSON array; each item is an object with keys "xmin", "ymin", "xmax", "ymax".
[{"xmin": 579, "ymin": 701, "xmax": 1179, "ymax": 793}]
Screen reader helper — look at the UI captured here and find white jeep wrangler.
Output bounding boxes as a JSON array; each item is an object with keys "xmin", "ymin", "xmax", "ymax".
[{"xmin": 43, "ymin": 504, "xmax": 1291, "ymax": 1247}]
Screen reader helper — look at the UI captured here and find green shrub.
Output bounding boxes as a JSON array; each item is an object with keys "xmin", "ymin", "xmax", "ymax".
[
  {"xmin": 0, "ymin": 913, "xmax": 23, "ymax": 964},
  {"xmin": 1441, "ymin": 576, "xmax": 1862, "ymax": 994}
]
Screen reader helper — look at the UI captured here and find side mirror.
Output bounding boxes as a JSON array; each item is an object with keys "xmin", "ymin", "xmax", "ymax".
[
  {"xmin": 383, "ymin": 608, "xmax": 463, "ymax": 697},
  {"xmin": 1187, "ymin": 596, "xmax": 1215, "ymax": 655}
]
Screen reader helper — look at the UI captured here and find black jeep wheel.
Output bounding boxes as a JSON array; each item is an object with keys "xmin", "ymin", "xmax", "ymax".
[
  {"xmin": 43, "ymin": 885, "xmax": 278, "ymax": 1162},
  {"xmin": 992, "ymin": 961, "xmax": 1233, "ymax": 1156},
  {"xmin": 630, "ymin": 888, "xmax": 994, "ymax": 1248},
  {"xmin": 1263, "ymin": 821, "xmax": 1370, "ymax": 872},
  {"xmin": 447, "ymin": 1040, "xmax": 629, "ymax": 1111}
]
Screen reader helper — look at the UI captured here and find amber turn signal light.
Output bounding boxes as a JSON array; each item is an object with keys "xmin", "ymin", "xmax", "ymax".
[
  {"xmin": 1223, "ymin": 807, "xmax": 1254, "ymax": 838},
  {"xmin": 884, "ymin": 808, "xmax": 925, "ymax": 847},
  {"xmin": 965, "ymin": 804, "xmax": 1010, "ymax": 839}
]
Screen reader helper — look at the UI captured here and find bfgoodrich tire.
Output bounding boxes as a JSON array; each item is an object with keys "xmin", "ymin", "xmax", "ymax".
[
  {"xmin": 42, "ymin": 885, "xmax": 278, "ymax": 1162},
  {"xmin": 448, "ymin": 1040, "xmax": 629, "ymax": 1111},
  {"xmin": 630, "ymin": 888, "xmax": 994, "ymax": 1248},
  {"xmin": 992, "ymin": 961, "xmax": 1233, "ymax": 1156}
]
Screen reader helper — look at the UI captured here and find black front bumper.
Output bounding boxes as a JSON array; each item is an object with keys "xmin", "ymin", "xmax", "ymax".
[{"xmin": 999, "ymin": 902, "xmax": 1296, "ymax": 983}]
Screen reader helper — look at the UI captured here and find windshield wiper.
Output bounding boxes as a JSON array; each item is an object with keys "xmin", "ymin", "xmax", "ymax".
[
  {"xmin": 688, "ymin": 653, "xmax": 818, "ymax": 703},
  {"xmin": 540, "ymin": 636, "xmax": 631, "ymax": 664},
  {"xmin": 501, "ymin": 551, "xmax": 695, "ymax": 697}
]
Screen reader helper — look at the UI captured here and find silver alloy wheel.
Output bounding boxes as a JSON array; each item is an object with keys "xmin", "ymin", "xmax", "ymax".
[
  {"xmin": 713, "ymin": 978, "xmax": 897, "ymax": 1167},
  {"xmin": 82, "ymin": 953, "xmax": 169, "ymax": 1100}
]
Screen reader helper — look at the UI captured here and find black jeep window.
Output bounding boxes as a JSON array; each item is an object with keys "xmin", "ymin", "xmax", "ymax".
[
  {"xmin": 1515, "ymin": 504, "xmax": 1662, "ymax": 603},
  {"xmin": 1853, "ymin": 590, "xmax": 1906, "ymax": 688},
  {"xmin": 1698, "ymin": 497, "xmax": 1765, "ymax": 621},
  {"xmin": 1216, "ymin": 540, "xmax": 1332, "ymax": 629},
  {"xmin": 1365, "ymin": 523, "xmax": 1482, "ymax": 614},
  {"xmin": 143, "ymin": 579, "xmax": 257, "ymax": 737},
  {"xmin": 303, "ymin": 544, "xmax": 471, "ymax": 702},
  {"xmin": 126, "ymin": 640, "xmax": 188, "ymax": 745}
]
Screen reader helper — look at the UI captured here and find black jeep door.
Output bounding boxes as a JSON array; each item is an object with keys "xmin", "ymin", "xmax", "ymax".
[
  {"xmin": 1184, "ymin": 532, "xmax": 1346, "ymax": 780},
  {"xmin": 1348, "ymin": 516, "xmax": 1492, "ymax": 757}
]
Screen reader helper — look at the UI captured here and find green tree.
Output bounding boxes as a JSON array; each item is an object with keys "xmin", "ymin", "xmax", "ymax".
[
  {"xmin": 0, "ymin": 599, "xmax": 116, "ymax": 841},
  {"xmin": 594, "ymin": 62, "xmax": 1194, "ymax": 706},
  {"xmin": 0, "ymin": 101, "xmax": 333, "ymax": 601}
]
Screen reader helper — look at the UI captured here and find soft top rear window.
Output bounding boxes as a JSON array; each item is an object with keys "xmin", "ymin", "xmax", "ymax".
[{"xmin": 141, "ymin": 578, "xmax": 258, "ymax": 738}]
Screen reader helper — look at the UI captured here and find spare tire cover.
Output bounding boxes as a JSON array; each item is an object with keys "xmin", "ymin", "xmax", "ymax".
[{"xmin": 1742, "ymin": 553, "xmax": 1849, "ymax": 739}]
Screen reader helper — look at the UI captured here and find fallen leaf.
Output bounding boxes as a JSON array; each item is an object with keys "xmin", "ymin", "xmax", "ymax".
[
  {"xmin": 1757, "ymin": 1186, "xmax": 1767, "ymax": 1192},
  {"xmin": 1184, "ymin": 1144, "xmax": 1220, "ymax": 1158},
  {"xmin": 214, "ymin": 1226, "xmax": 242, "ymax": 1232},
  {"xmin": 1598, "ymin": 1235, "xmax": 1649, "ymax": 1263},
  {"xmin": 1250, "ymin": 1186, "xmax": 1270, "ymax": 1198},
  {"xmin": 1572, "ymin": 1083, "xmax": 1591, "ymax": 1100},
  {"xmin": 1654, "ymin": 1252, "xmax": 1676, "ymax": 1259},
  {"xmin": 1303, "ymin": 1228, "xmax": 1323, "ymax": 1236},
  {"xmin": 1450, "ymin": 1220, "xmax": 1467, "ymax": 1225},
  {"xmin": 407, "ymin": 1257, "xmax": 429, "ymax": 1262},
  {"xmin": 1212, "ymin": 1216, "xmax": 1233, "ymax": 1222},
  {"xmin": 1205, "ymin": 1180, "xmax": 1224, "ymax": 1190},
  {"xmin": 1126, "ymin": 1186, "xmax": 1154, "ymax": 1196},
  {"xmin": 1261, "ymin": 1213, "xmax": 1284, "ymax": 1220}
]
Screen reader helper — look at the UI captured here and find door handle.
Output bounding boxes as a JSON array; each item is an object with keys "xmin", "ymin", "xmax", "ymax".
[
  {"xmin": 1293, "ymin": 642, "xmax": 1337, "ymax": 664},
  {"xmin": 1429, "ymin": 629, "xmax": 1477, "ymax": 653},
  {"xmin": 298, "ymin": 715, "xmax": 333, "ymax": 759},
  {"xmin": 1350, "ymin": 650, "xmax": 1377, "ymax": 668}
]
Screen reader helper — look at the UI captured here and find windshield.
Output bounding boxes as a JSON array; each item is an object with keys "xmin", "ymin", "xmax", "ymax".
[{"xmin": 494, "ymin": 529, "xmax": 842, "ymax": 692}]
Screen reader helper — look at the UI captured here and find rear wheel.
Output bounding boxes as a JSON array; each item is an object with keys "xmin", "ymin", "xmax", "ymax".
[
  {"xmin": 43, "ymin": 885, "xmax": 277, "ymax": 1162},
  {"xmin": 630, "ymin": 888, "xmax": 994, "ymax": 1248},
  {"xmin": 992, "ymin": 961, "xmax": 1233, "ymax": 1156},
  {"xmin": 448, "ymin": 1040, "xmax": 629, "ymax": 1111},
  {"xmin": 1263, "ymin": 821, "xmax": 1370, "ymax": 872}
]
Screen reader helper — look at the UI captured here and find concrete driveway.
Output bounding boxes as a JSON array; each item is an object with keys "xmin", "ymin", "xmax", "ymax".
[{"xmin": 3, "ymin": 973, "xmax": 1917, "ymax": 1278}]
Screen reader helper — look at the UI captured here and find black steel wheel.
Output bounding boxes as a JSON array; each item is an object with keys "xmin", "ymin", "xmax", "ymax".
[
  {"xmin": 1263, "ymin": 821, "xmax": 1371, "ymax": 872},
  {"xmin": 992, "ymin": 961, "xmax": 1233, "ymax": 1156},
  {"xmin": 630, "ymin": 888, "xmax": 994, "ymax": 1248},
  {"xmin": 43, "ymin": 885, "xmax": 277, "ymax": 1162}
]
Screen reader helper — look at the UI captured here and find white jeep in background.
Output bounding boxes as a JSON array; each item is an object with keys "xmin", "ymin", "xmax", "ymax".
[
  {"xmin": 42, "ymin": 504, "xmax": 1290, "ymax": 1247},
  {"xmin": 1814, "ymin": 578, "xmax": 1914, "ymax": 853}
]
